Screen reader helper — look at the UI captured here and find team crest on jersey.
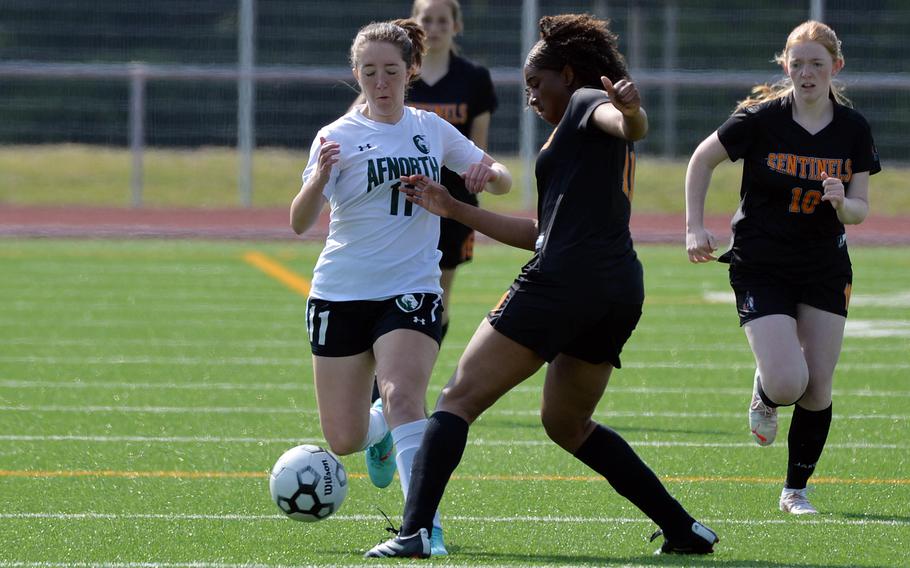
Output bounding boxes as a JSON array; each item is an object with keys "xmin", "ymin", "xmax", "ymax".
[
  {"xmin": 741, "ymin": 292, "xmax": 756, "ymax": 314},
  {"xmin": 396, "ymin": 294, "xmax": 423, "ymax": 312},
  {"xmin": 412, "ymin": 135, "xmax": 429, "ymax": 155}
]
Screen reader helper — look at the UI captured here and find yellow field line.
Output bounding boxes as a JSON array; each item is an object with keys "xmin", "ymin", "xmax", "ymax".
[
  {"xmin": 242, "ymin": 251, "xmax": 310, "ymax": 297},
  {"xmin": 0, "ymin": 470, "xmax": 263, "ymax": 479},
  {"xmin": 1, "ymin": 470, "xmax": 908, "ymax": 485}
]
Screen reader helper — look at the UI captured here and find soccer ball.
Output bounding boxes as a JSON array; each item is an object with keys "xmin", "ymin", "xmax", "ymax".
[{"xmin": 269, "ymin": 444, "xmax": 348, "ymax": 522}]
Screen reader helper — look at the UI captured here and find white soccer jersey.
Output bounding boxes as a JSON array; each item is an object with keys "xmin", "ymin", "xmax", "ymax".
[{"xmin": 303, "ymin": 105, "xmax": 485, "ymax": 301}]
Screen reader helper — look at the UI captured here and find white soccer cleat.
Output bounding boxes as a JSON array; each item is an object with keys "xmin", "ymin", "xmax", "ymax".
[
  {"xmin": 749, "ymin": 372, "xmax": 778, "ymax": 446},
  {"xmin": 779, "ymin": 487, "xmax": 818, "ymax": 515}
]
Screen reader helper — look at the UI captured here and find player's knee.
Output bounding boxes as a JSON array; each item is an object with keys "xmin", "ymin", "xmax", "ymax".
[
  {"xmin": 761, "ymin": 375, "xmax": 806, "ymax": 405},
  {"xmin": 381, "ymin": 383, "xmax": 425, "ymax": 421},
  {"xmin": 540, "ymin": 410, "xmax": 588, "ymax": 452},
  {"xmin": 322, "ymin": 430, "xmax": 364, "ymax": 456},
  {"xmin": 797, "ymin": 377, "xmax": 833, "ymax": 409},
  {"xmin": 436, "ymin": 383, "xmax": 483, "ymax": 424},
  {"xmin": 759, "ymin": 363, "xmax": 809, "ymax": 405}
]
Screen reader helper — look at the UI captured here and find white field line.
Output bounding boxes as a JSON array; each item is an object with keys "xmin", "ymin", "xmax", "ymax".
[
  {"xmin": 0, "ymin": 563, "xmax": 887, "ymax": 568},
  {"xmin": 0, "ymin": 404, "xmax": 907, "ymax": 422},
  {"xmin": 0, "ymin": 563, "xmax": 704, "ymax": 568},
  {"xmin": 0, "ymin": 564, "xmax": 703, "ymax": 568},
  {"xmin": 1, "ymin": 511, "xmax": 908, "ymax": 528},
  {"xmin": 5, "ymin": 302, "xmax": 290, "ymax": 315},
  {"xmin": 702, "ymin": 291, "xmax": 910, "ymax": 338},
  {"xmin": 2, "ymin": 355, "xmax": 910, "ymax": 371},
  {"xmin": 0, "ymin": 318, "xmax": 299, "ymax": 331},
  {"xmin": 0, "ymin": 379, "xmax": 305, "ymax": 391},
  {"xmin": 3, "ymin": 336, "xmax": 908, "ymax": 352},
  {"xmin": 1, "ymin": 289, "xmax": 285, "ymax": 301},
  {"xmin": 2, "ymin": 379, "xmax": 908, "ymax": 399},
  {"xmin": 0, "ymin": 549, "xmax": 884, "ymax": 568},
  {"xmin": 844, "ymin": 319, "xmax": 910, "ymax": 338},
  {"xmin": 3, "ymin": 338, "xmax": 304, "ymax": 348},
  {"xmin": 1, "ymin": 263, "xmax": 235, "ymax": 275},
  {"xmin": 703, "ymin": 290, "xmax": 910, "ymax": 307},
  {"xmin": 0, "ymin": 434, "xmax": 903, "ymax": 450},
  {"xmin": 2, "ymin": 289, "xmax": 906, "ymax": 310},
  {"xmin": 5, "ymin": 317, "xmax": 910, "ymax": 339}
]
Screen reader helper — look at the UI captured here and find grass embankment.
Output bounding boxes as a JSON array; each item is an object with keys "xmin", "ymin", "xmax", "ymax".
[{"xmin": 2, "ymin": 144, "xmax": 907, "ymax": 215}]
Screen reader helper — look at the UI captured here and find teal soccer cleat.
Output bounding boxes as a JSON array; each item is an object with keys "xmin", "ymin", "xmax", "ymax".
[
  {"xmin": 430, "ymin": 526, "xmax": 448, "ymax": 556},
  {"xmin": 365, "ymin": 399, "xmax": 396, "ymax": 489}
]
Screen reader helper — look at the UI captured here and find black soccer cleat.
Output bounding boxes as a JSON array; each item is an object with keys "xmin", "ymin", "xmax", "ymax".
[
  {"xmin": 364, "ymin": 527, "xmax": 431, "ymax": 559},
  {"xmin": 650, "ymin": 521, "xmax": 719, "ymax": 555}
]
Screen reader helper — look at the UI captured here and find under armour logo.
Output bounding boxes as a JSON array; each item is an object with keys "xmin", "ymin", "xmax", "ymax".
[
  {"xmin": 413, "ymin": 316, "xmax": 426, "ymax": 325},
  {"xmin": 358, "ymin": 143, "xmax": 373, "ymax": 151}
]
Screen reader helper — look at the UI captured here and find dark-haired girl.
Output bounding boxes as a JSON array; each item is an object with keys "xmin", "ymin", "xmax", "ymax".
[{"xmin": 365, "ymin": 14, "xmax": 717, "ymax": 558}]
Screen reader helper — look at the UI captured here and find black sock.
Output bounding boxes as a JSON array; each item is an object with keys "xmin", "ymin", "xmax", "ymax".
[
  {"xmin": 400, "ymin": 411, "xmax": 469, "ymax": 535},
  {"xmin": 574, "ymin": 424, "xmax": 694, "ymax": 540},
  {"xmin": 786, "ymin": 403, "xmax": 832, "ymax": 489},
  {"xmin": 440, "ymin": 321, "xmax": 449, "ymax": 342}
]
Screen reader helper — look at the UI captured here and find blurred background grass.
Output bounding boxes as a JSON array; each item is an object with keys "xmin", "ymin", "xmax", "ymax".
[{"xmin": 2, "ymin": 144, "xmax": 906, "ymax": 215}]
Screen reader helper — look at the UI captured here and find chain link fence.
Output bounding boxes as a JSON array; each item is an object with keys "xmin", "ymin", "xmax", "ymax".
[{"xmin": 1, "ymin": 0, "xmax": 907, "ymax": 203}]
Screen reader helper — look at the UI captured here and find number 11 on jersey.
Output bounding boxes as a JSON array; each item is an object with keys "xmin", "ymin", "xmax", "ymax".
[{"xmin": 389, "ymin": 182, "xmax": 414, "ymax": 216}]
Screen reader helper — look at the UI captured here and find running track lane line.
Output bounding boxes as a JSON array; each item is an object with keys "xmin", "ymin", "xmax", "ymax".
[
  {"xmin": 242, "ymin": 251, "xmax": 309, "ymax": 297},
  {"xmin": 0, "ymin": 469, "xmax": 907, "ymax": 485}
]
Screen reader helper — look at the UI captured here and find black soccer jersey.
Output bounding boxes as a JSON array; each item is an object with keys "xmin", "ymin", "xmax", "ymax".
[
  {"xmin": 407, "ymin": 53, "xmax": 498, "ymax": 207},
  {"xmin": 520, "ymin": 88, "xmax": 642, "ymax": 301},
  {"xmin": 718, "ymin": 93, "xmax": 880, "ymax": 270}
]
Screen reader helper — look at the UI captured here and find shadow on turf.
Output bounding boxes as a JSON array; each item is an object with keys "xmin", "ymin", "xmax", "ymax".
[
  {"xmin": 452, "ymin": 549, "xmax": 892, "ymax": 568},
  {"xmin": 477, "ymin": 419, "xmax": 730, "ymax": 438},
  {"xmin": 612, "ymin": 424, "xmax": 731, "ymax": 437},
  {"xmin": 837, "ymin": 511, "xmax": 910, "ymax": 524}
]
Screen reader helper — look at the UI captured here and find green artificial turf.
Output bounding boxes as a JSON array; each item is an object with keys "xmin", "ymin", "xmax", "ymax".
[{"xmin": 0, "ymin": 240, "xmax": 907, "ymax": 566}]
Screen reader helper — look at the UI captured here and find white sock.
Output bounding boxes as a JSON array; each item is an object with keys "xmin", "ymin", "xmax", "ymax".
[
  {"xmin": 358, "ymin": 404, "xmax": 388, "ymax": 451},
  {"xmin": 392, "ymin": 418, "xmax": 442, "ymax": 530}
]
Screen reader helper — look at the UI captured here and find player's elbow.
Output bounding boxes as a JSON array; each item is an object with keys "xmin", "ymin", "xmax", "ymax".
[{"xmin": 290, "ymin": 214, "xmax": 309, "ymax": 235}]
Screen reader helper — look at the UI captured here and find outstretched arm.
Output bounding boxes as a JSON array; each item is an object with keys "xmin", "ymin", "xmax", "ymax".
[
  {"xmin": 591, "ymin": 76, "xmax": 648, "ymax": 141},
  {"xmin": 399, "ymin": 174, "xmax": 537, "ymax": 250}
]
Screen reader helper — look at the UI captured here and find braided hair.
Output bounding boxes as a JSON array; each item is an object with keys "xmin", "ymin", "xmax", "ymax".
[{"xmin": 525, "ymin": 14, "xmax": 629, "ymax": 88}]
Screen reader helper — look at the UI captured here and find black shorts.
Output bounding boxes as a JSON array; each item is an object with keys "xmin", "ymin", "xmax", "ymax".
[
  {"xmin": 486, "ymin": 280, "xmax": 642, "ymax": 367},
  {"xmin": 730, "ymin": 269, "xmax": 852, "ymax": 326},
  {"xmin": 306, "ymin": 293, "xmax": 443, "ymax": 357},
  {"xmin": 438, "ymin": 217, "xmax": 475, "ymax": 269},
  {"xmin": 437, "ymin": 169, "xmax": 478, "ymax": 269}
]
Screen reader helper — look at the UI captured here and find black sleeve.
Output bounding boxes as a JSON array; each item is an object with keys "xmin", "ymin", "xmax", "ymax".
[
  {"xmin": 851, "ymin": 115, "xmax": 882, "ymax": 175},
  {"xmin": 573, "ymin": 88, "xmax": 611, "ymax": 132},
  {"xmin": 716, "ymin": 106, "xmax": 759, "ymax": 162},
  {"xmin": 473, "ymin": 65, "xmax": 498, "ymax": 115}
]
